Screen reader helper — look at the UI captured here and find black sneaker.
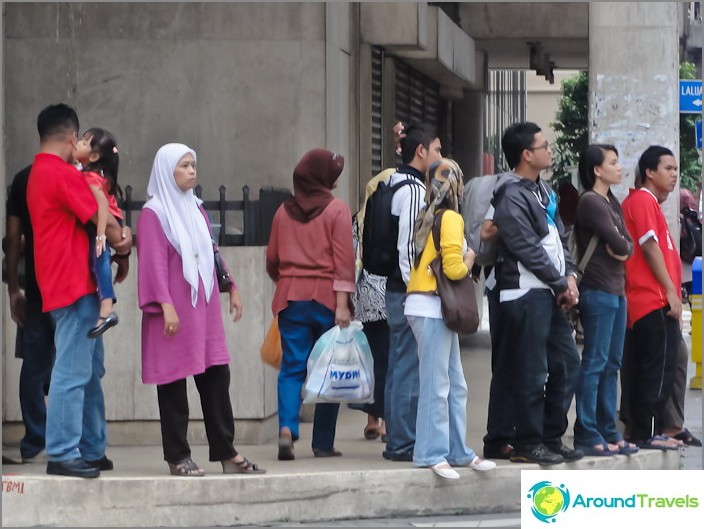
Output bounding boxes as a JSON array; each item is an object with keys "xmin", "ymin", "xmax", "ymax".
[
  {"xmin": 510, "ymin": 444, "xmax": 564, "ymax": 465},
  {"xmin": 84, "ymin": 455, "xmax": 114, "ymax": 471},
  {"xmin": 545, "ymin": 442, "xmax": 584, "ymax": 462},
  {"xmin": 483, "ymin": 443, "xmax": 514, "ymax": 460}
]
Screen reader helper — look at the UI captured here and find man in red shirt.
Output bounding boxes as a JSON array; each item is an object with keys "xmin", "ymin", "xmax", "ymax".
[
  {"xmin": 621, "ymin": 145, "xmax": 682, "ymax": 450},
  {"xmin": 26, "ymin": 103, "xmax": 131, "ymax": 478}
]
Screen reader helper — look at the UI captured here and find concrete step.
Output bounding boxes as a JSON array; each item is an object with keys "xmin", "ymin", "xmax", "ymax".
[{"xmin": 2, "ymin": 427, "xmax": 683, "ymax": 527}]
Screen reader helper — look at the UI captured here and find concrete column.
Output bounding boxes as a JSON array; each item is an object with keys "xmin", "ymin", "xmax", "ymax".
[
  {"xmin": 326, "ymin": 2, "xmax": 353, "ymax": 205},
  {"xmin": 588, "ymin": 2, "xmax": 680, "ymax": 231},
  {"xmin": 453, "ymin": 91, "xmax": 485, "ymax": 179}
]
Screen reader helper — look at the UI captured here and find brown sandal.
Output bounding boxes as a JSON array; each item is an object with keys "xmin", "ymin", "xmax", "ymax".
[
  {"xmin": 168, "ymin": 458, "xmax": 205, "ymax": 477},
  {"xmin": 221, "ymin": 456, "xmax": 266, "ymax": 474}
]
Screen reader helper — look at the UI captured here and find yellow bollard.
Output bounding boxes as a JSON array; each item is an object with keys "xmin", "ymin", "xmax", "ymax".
[{"xmin": 690, "ymin": 294, "xmax": 702, "ymax": 390}]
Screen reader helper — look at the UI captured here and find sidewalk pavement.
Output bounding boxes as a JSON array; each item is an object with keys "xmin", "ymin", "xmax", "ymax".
[{"xmin": 1, "ymin": 304, "xmax": 694, "ymax": 527}]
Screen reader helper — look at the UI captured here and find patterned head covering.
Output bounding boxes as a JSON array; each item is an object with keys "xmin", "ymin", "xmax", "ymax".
[{"xmin": 413, "ymin": 158, "xmax": 464, "ymax": 265}]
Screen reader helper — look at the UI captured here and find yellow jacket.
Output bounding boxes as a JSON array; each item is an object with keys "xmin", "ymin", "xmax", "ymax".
[{"xmin": 407, "ymin": 210, "xmax": 469, "ymax": 294}]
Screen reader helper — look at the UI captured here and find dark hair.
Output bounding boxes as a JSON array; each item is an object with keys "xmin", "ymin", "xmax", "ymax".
[
  {"xmin": 37, "ymin": 103, "xmax": 79, "ymax": 141},
  {"xmin": 638, "ymin": 145, "xmax": 675, "ymax": 184},
  {"xmin": 81, "ymin": 127, "xmax": 122, "ymax": 203},
  {"xmin": 578, "ymin": 144, "xmax": 619, "ymax": 190},
  {"xmin": 399, "ymin": 122, "xmax": 437, "ymax": 164},
  {"xmin": 501, "ymin": 122, "xmax": 542, "ymax": 169}
]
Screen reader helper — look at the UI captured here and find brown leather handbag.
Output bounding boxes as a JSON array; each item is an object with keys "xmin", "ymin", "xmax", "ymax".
[{"xmin": 428, "ymin": 210, "xmax": 479, "ymax": 335}]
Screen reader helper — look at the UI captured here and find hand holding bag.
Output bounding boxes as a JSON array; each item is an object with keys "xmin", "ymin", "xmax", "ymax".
[
  {"xmin": 213, "ymin": 242, "xmax": 234, "ymax": 293},
  {"xmin": 429, "ymin": 210, "xmax": 479, "ymax": 335},
  {"xmin": 303, "ymin": 320, "xmax": 375, "ymax": 404}
]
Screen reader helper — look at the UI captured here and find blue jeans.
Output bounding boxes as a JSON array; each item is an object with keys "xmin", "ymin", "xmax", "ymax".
[
  {"xmin": 91, "ymin": 242, "xmax": 115, "ymax": 302},
  {"xmin": 574, "ymin": 289, "xmax": 627, "ymax": 447},
  {"xmin": 277, "ymin": 301, "xmax": 339, "ymax": 451},
  {"xmin": 383, "ymin": 291, "xmax": 419, "ymax": 458},
  {"xmin": 16, "ymin": 301, "xmax": 55, "ymax": 459},
  {"xmin": 47, "ymin": 294, "xmax": 107, "ymax": 462},
  {"xmin": 497, "ymin": 289, "xmax": 580, "ymax": 449},
  {"xmin": 408, "ymin": 316, "xmax": 476, "ymax": 467}
]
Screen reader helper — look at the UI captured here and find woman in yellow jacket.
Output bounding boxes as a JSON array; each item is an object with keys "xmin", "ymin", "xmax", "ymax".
[{"xmin": 405, "ymin": 159, "xmax": 496, "ymax": 479}]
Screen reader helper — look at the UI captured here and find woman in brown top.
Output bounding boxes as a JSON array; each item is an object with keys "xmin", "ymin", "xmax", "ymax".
[{"xmin": 573, "ymin": 144, "xmax": 637, "ymax": 456}]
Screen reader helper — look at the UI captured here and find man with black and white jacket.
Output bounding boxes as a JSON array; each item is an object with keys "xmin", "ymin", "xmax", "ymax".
[
  {"xmin": 382, "ymin": 123, "xmax": 442, "ymax": 462},
  {"xmin": 492, "ymin": 122, "xmax": 583, "ymax": 466}
]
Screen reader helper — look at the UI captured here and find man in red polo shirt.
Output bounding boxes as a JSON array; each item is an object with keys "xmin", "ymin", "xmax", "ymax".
[
  {"xmin": 26, "ymin": 103, "xmax": 131, "ymax": 478},
  {"xmin": 621, "ymin": 145, "xmax": 682, "ymax": 450}
]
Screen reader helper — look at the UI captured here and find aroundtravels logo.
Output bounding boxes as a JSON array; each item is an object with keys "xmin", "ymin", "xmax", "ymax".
[{"xmin": 527, "ymin": 481, "xmax": 570, "ymax": 523}]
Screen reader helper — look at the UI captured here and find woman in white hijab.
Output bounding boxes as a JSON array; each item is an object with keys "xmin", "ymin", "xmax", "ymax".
[{"xmin": 137, "ymin": 143, "xmax": 264, "ymax": 476}]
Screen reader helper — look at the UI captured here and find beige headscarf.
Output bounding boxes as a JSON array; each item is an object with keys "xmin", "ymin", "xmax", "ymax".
[{"xmin": 413, "ymin": 158, "xmax": 464, "ymax": 266}]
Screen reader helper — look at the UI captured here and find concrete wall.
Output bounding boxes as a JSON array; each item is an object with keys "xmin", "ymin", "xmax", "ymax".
[
  {"xmin": 3, "ymin": 2, "xmax": 331, "ymax": 202},
  {"xmin": 3, "ymin": 247, "xmax": 279, "ymax": 443}
]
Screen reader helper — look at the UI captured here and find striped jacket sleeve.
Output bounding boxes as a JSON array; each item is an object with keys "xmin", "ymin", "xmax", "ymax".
[{"xmin": 394, "ymin": 180, "xmax": 426, "ymax": 285}]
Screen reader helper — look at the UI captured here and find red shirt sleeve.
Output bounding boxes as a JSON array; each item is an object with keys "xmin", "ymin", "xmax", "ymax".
[
  {"xmin": 329, "ymin": 200, "xmax": 356, "ymax": 293},
  {"xmin": 625, "ymin": 192, "xmax": 660, "ymax": 247}
]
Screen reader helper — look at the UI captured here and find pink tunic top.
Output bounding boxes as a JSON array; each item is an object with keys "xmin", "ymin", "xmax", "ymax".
[
  {"xmin": 137, "ymin": 208, "xmax": 231, "ymax": 385},
  {"xmin": 266, "ymin": 198, "xmax": 356, "ymax": 315}
]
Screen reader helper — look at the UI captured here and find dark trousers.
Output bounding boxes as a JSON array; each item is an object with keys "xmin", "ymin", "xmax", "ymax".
[
  {"xmin": 483, "ymin": 286, "xmax": 516, "ymax": 451},
  {"xmin": 495, "ymin": 289, "xmax": 580, "ymax": 449},
  {"xmin": 16, "ymin": 302, "xmax": 55, "ymax": 459},
  {"xmin": 349, "ymin": 319, "xmax": 390, "ymax": 419},
  {"xmin": 625, "ymin": 308, "xmax": 681, "ymax": 442},
  {"xmin": 156, "ymin": 364, "xmax": 237, "ymax": 463},
  {"xmin": 661, "ymin": 337, "xmax": 689, "ymax": 431}
]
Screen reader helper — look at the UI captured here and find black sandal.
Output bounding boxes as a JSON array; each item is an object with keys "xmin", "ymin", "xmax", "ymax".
[
  {"xmin": 221, "ymin": 456, "xmax": 266, "ymax": 474},
  {"xmin": 672, "ymin": 429, "xmax": 702, "ymax": 447},
  {"xmin": 167, "ymin": 458, "xmax": 205, "ymax": 477}
]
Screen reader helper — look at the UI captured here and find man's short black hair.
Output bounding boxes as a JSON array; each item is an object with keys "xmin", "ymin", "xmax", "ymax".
[
  {"xmin": 37, "ymin": 103, "xmax": 79, "ymax": 141},
  {"xmin": 400, "ymin": 122, "xmax": 437, "ymax": 164},
  {"xmin": 501, "ymin": 121, "xmax": 542, "ymax": 170},
  {"xmin": 637, "ymin": 145, "xmax": 675, "ymax": 183}
]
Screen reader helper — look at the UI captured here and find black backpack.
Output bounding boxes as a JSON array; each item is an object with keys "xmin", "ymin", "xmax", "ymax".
[
  {"xmin": 362, "ymin": 178, "xmax": 422, "ymax": 276},
  {"xmin": 680, "ymin": 207, "xmax": 702, "ymax": 263}
]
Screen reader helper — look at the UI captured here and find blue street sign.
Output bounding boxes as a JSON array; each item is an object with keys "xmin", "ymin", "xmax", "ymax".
[
  {"xmin": 680, "ymin": 80, "xmax": 702, "ymax": 113},
  {"xmin": 696, "ymin": 120, "xmax": 702, "ymax": 150}
]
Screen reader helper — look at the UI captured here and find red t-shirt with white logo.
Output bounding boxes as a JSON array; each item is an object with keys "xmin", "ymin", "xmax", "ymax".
[
  {"xmin": 622, "ymin": 188, "xmax": 682, "ymax": 327},
  {"xmin": 27, "ymin": 153, "xmax": 98, "ymax": 312}
]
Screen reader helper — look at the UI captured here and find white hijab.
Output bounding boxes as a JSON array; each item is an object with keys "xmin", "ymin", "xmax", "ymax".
[{"xmin": 144, "ymin": 143, "xmax": 215, "ymax": 307}]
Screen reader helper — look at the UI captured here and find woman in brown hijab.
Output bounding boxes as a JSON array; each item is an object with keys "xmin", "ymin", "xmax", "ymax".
[{"xmin": 266, "ymin": 148, "xmax": 356, "ymax": 460}]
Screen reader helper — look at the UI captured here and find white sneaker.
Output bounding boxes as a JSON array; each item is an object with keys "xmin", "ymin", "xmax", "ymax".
[
  {"xmin": 431, "ymin": 462, "xmax": 460, "ymax": 479},
  {"xmin": 469, "ymin": 456, "xmax": 496, "ymax": 471}
]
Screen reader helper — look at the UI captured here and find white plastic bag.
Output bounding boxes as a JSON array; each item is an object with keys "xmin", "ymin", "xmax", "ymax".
[{"xmin": 303, "ymin": 320, "xmax": 375, "ymax": 404}]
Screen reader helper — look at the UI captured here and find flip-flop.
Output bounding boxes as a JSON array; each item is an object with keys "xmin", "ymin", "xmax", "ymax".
[
  {"xmin": 613, "ymin": 440, "xmax": 639, "ymax": 455},
  {"xmin": 364, "ymin": 426, "xmax": 380, "ymax": 440},
  {"xmin": 636, "ymin": 435, "xmax": 680, "ymax": 450},
  {"xmin": 672, "ymin": 429, "xmax": 702, "ymax": 447},
  {"xmin": 576, "ymin": 443, "xmax": 619, "ymax": 457}
]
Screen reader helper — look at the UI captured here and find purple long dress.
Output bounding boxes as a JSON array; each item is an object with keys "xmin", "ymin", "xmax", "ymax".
[{"xmin": 137, "ymin": 208, "xmax": 230, "ymax": 385}]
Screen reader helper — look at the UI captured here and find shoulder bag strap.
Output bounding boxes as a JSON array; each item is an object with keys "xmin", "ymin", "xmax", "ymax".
[
  {"xmin": 432, "ymin": 209, "xmax": 446, "ymax": 254},
  {"xmin": 577, "ymin": 234, "xmax": 599, "ymax": 275}
]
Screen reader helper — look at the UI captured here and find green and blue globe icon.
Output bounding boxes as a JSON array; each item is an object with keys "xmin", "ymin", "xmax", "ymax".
[{"xmin": 527, "ymin": 481, "xmax": 571, "ymax": 523}]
